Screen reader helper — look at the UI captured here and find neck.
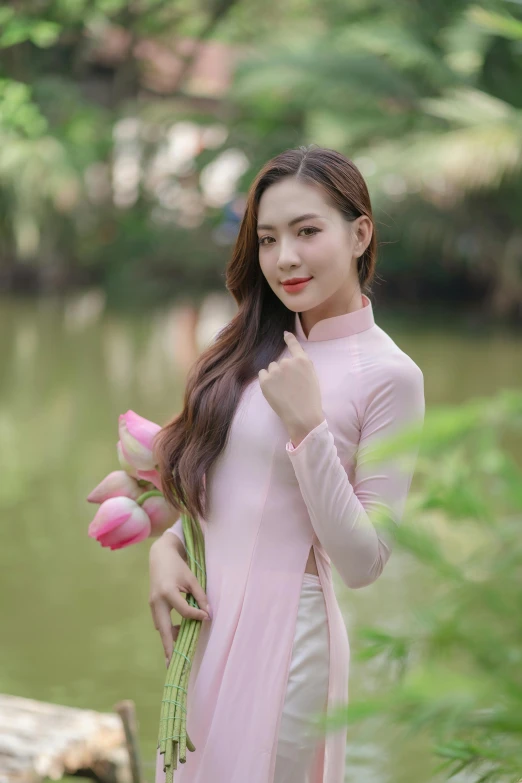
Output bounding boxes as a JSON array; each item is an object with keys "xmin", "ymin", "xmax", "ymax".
[{"xmin": 299, "ymin": 289, "xmax": 363, "ymax": 339}]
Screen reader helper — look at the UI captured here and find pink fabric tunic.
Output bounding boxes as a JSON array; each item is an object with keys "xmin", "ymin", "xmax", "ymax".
[{"xmin": 155, "ymin": 294, "xmax": 425, "ymax": 783}]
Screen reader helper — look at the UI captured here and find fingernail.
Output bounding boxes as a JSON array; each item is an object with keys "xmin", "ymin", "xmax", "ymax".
[{"xmin": 165, "ymin": 657, "xmax": 169, "ymax": 668}]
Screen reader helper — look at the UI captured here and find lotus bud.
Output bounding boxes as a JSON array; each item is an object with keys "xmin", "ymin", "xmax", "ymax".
[
  {"xmin": 142, "ymin": 494, "xmax": 179, "ymax": 537},
  {"xmin": 118, "ymin": 410, "xmax": 161, "ymax": 472},
  {"xmin": 136, "ymin": 468, "xmax": 162, "ymax": 491},
  {"xmin": 87, "ymin": 470, "xmax": 142, "ymax": 504},
  {"xmin": 117, "ymin": 440, "xmax": 139, "ymax": 478},
  {"xmin": 88, "ymin": 496, "xmax": 151, "ymax": 550}
]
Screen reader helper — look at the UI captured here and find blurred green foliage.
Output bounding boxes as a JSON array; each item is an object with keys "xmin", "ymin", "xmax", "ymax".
[
  {"xmin": 322, "ymin": 390, "xmax": 522, "ymax": 782},
  {"xmin": 0, "ymin": 0, "xmax": 521, "ymax": 315}
]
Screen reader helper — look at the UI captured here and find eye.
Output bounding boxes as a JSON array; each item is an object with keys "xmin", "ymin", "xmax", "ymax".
[{"xmin": 257, "ymin": 227, "xmax": 320, "ymax": 246}]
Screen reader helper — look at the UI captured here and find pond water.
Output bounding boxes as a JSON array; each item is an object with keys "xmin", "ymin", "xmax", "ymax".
[{"xmin": 0, "ymin": 295, "xmax": 520, "ymax": 783}]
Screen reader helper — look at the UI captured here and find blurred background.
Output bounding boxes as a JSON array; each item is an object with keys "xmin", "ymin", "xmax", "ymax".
[{"xmin": 1, "ymin": 1, "xmax": 521, "ymax": 782}]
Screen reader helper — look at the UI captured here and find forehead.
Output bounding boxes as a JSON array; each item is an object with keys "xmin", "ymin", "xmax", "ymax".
[{"xmin": 257, "ymin": 178, "xmax": 333, "ymax": 224}]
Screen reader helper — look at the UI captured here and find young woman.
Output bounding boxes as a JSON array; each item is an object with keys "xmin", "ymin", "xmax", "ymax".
[{"xmin": 150, "ymin": 145, "xmax": 425, "ymax": 783}]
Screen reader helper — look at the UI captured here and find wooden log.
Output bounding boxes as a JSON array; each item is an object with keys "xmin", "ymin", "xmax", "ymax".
[
  {"xmin": 0, "ymin": 693, "xmax": 131, "ymax": 783},
  {"xmin": 113, "ymin": 701, "xmax": 143, "ymax": 783}
]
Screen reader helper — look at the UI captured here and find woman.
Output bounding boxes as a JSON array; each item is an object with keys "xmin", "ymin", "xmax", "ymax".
[{"xmin": 150, "ymin": 144, "xmax": 425, "ymax": 783}]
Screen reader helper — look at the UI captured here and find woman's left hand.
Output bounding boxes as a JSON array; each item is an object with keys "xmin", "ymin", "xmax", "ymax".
[{"xmin": 258, "ymin": 331, "xmax": 325, "ymax": 443}]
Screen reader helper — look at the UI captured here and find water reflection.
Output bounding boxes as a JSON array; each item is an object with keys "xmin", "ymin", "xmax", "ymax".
[{"xmin": 0, "ymin": 294, "xmax": 520, "ymax": 783}]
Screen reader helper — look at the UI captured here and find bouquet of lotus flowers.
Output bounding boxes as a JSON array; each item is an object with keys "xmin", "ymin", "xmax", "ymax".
[{"xmin": 86, "ymin": 410, "xmax": 207, "ymax": 782}]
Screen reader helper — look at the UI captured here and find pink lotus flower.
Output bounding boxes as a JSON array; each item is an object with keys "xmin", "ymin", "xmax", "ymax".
[
  {"xmin": 88, "ymin": 496, "xmax": 151, "ymax": 550},
  {"xmin": 117, "ymin": 440, "xmax": 140, "ymax": 477},
  {"xmin": 87, "ymin": 470, "xmax": 142, "ymax": 504},
  {"xmin": 142, "ymin": 494, "xmax": 179, "ymax": 536},
  {"xmin": 118, "ymin": 410, "xmax": 161, "ymax": 472},
  {"xmin": 136, "ymin": 468, "xmax": 162, "ymax": 491}
]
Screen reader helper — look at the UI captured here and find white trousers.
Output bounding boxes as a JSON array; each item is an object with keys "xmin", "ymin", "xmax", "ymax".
[{"xmin": 273, "ymin": 572, "xmax": 329, "ymax": 783}]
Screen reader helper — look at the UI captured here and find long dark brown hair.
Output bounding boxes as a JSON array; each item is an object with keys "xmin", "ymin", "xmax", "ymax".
[{"xmin": 153, "ymin": 144, "xmax": 377, "ymax": 522}]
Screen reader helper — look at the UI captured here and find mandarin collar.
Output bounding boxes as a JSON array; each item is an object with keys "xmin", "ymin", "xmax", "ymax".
[{"xmin": 294, "ymin": 293, "xmax": 375, "ymax": 342}]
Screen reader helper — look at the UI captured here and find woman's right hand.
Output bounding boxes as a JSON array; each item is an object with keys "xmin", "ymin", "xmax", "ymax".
[{"xmin": 148, "ymin": 533, "xmax": 211, "ymax": 667}]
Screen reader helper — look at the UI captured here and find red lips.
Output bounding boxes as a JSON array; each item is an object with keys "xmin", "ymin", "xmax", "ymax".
[{"xmin": 282, "ymin": 277, "xmax": 313, "ymax": 294}]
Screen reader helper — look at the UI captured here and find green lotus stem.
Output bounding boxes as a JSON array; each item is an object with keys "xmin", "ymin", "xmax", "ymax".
[
  {"xmin": 183, "ymin": 515, "xmax": 206, "ymax": 762},
  {"xmin": 174, "ymin": 618, "xmax": 196, "ymax": 762},
  {"xmin": 171, "ymin": 514, "xmax": 199, "ymax": 763},
  {"xmin": 177, "ymin": 517, "xmax": 204, "ymax": 763},
  {"xmin": 136, "ymin": 489, "xmax": 163, "ymax": 505},
  {"xmin": 164, "ymin": 608, "xmax": 192, "ymax": 762},
  {"xmin": 159, "ymin": 617, "xmax": 188, "ymax": 759},
  {"xmin": 166, "ymin": 601, "xmax": 190, "ymax": 756},
  {"xmin": 157, "ymin": 502, "xmax": 207, "ymax": 782},
  {"xmin": 166, "ymin": 616, "xmax": 193, "ymax": 765}
]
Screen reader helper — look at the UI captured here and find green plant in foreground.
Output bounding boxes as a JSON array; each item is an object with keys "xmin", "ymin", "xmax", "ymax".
[
  {"xmin": 324, "ymin": 389, "xmax": 522, "ymax": 783},
  {"xmin": 156, "ymin": 511, "xmax": 207, "ymax": 783}
]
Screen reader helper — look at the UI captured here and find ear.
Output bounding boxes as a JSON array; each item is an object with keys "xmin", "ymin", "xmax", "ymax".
[{"xmin": 353, "ymin": 215, "xmax": 373, "ymax": 258}]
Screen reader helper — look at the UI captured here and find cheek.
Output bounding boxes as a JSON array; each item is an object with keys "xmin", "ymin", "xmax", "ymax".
[
  {"xmin": 258, "ymin": 253, "xmax": 276, "ymax": 283},
  {"xmin": 306, "ymin": 234, "xmax": 346, "ymax": 274},
  {"xmin": 303, "ymin": 235, "xmax": 334, "ymax": 272},
  {"xmin": 258, "ymin": 256, "xmax": 267, "ymax": 280}
]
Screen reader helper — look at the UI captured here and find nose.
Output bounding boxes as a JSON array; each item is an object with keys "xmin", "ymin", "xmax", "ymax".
[{"xmin": 276, "ymin": 236, "xmax": 302, "ymax": 272}]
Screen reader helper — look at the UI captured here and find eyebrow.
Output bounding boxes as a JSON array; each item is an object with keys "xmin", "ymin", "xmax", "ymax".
[{"xmin": 257, "ymin": 213, "xmax": 323, "ymax": 231}]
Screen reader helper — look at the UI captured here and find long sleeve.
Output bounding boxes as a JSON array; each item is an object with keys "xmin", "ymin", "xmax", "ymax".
[
  {"xmin": 165, "ymin": 516, "xmax": 185, "ymax": 550},
  {"xmin": 286, "ymin": 358, "xmax": 425, "ymax": 589}
]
